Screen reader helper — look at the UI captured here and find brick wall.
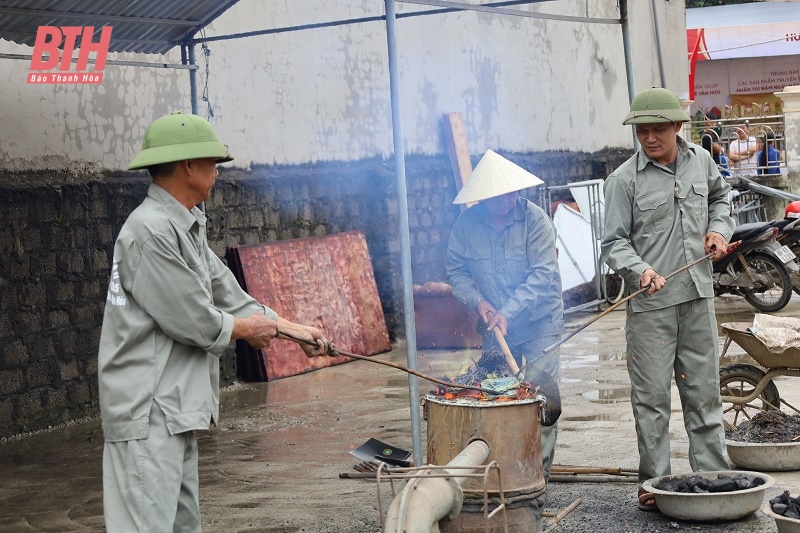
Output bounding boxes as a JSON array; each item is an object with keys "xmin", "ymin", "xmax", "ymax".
[{"xmin": 0, "ymin": 148, "xmax": 631, "ymax": 437}]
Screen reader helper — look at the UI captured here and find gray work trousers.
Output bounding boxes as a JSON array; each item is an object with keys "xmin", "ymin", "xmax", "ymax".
[
  {"xmin": 625, "ymin": 297, "xmax": 729, "ymax": 483},
  {"xmin": 483, "ymin": 333, "xmax": 560, "ymax": 478},
  {"xmin": 103, "ymin": 403, "xmax": 201, "ymax": 533}
]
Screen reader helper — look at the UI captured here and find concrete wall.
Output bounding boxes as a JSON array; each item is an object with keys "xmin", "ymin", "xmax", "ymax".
[{"xmin": 0, "ymin": 0, "xmax": 686, "ymax": 172}]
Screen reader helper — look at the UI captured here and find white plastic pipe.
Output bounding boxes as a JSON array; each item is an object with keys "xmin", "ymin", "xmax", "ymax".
[{"xmin": 383, "ymin": 439, "xmax": 490, "ymax": 533}]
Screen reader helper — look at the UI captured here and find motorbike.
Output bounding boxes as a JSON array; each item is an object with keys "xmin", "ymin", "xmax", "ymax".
[
  {"xmin": 765, "ymin": 216, "xmax": 800, "ymax": 296},
  {"xmin": 713, "ymin": 222, "xmax": 794, "ymax": 312}
]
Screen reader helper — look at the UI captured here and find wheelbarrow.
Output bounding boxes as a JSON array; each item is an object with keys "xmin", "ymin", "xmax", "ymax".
[{"xmin": 719, "ymin": 322, "xmax": 800, "ymax": 429}]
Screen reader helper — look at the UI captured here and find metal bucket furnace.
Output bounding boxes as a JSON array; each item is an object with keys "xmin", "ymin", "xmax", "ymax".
[{"xmin": 425, "ymin": 394, "xmax": 546, "ymax": 533}]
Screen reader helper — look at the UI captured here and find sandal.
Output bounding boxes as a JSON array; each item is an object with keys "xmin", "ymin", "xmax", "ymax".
[{"xmin": 637, "ymin": 487, "xmax": 658, "ymax": 512}]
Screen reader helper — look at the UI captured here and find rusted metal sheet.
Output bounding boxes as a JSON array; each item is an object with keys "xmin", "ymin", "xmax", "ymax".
[{"xmin": 229, "ymin": 231, "xmax": 391, "ymax": 381}]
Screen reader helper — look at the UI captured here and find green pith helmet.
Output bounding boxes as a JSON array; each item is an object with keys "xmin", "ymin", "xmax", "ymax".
[
  {"xmin": 622, "ymin": 87, "xmax": 690, "ymax": 125},
  {"xmin": 128, "ymin": 112, "xmax": 233, "ymax": 170}
]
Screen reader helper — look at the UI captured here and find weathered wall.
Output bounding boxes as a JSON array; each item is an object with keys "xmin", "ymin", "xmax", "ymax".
[
  {"xmin": 0, "ymin": 0, "xmax": 685, "ymax": 172},
  {"xmin": 0, "ymin": 148, "xmax": 631, "ymax": 437}
]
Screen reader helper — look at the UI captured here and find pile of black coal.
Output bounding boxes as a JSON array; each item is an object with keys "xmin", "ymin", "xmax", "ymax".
[
  {"xmin": 654, "ymin": 473, "xmax": 766, "ymax": 494},
  {"xmin": 725, "ymin": 410, "xmax": 800, "ymax": 443},
  {"xmin": 770, "ymin": 490, "xmax": 800, "ymax": 519}
]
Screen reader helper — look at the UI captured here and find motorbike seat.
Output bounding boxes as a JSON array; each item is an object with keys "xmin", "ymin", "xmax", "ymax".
[{"xmin": 731, "ymin": 221, "xmax": 772, "ymax": 242}]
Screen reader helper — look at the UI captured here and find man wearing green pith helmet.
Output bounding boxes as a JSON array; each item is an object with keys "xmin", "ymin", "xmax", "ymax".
[
  {"xmin": 601, "ymin": 88, "xmax": 734, "ymax": 512},
  {"xmin": 98, "ymin": 112, "xmax": 331, "ymax": 532}
]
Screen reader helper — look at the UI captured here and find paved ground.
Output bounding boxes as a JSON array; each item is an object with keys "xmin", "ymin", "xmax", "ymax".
[{"xmin": 2, "ymin": 294, "xmax": 800, "ymax": 532}]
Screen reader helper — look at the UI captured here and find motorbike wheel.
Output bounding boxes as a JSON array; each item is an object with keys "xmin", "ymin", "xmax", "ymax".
[
  {"xmin": 719, "ymin": 364, "xmax": 780, "ymax": 429},
  {"xmin": 791, "ymin": 243, "xmax": 800, "ymax": 296},
  {"xmin": 741, "ymin": 252, "xmax": 793, "ymax": 312}
]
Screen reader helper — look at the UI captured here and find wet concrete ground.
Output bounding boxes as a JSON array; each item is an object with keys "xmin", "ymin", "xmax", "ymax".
[{"xmin": 3, "ymin": 294, "xmax": 800, "ymax": 532}]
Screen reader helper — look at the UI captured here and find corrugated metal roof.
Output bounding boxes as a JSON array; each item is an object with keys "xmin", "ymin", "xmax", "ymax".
[
  {"xmin": 687, "ymin": 2, "xmax": 800, "ymax": 30},
  {"xmin": 0, "ymin": 0, "xmax": 242, "ymax": 54}
]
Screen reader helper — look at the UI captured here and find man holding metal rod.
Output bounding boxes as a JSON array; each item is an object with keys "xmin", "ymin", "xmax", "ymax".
[
  {"xmin": 601, "ymin": 88, "xmax": 734, "ymax": 512},
  {"xmin": 98, "ymin": 112, "xmax": 330, "ymax": 532},
  {"xmin": 446, "ymin": 149, "xmax": 565, "ymax": 479}
]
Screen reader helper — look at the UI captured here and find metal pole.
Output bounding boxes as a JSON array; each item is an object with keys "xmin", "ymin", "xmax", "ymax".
[
  {"xmin": 188, "ymin": 42, "xmax": 198, "ymax": 115},
  {"xmin": 650, "ymin": 0, "xmax": 666, "ymax": 88},
  {"xmin": 619, "ymin": 0, "xmax": 638, "ymax": 149},
  {"xmin": 384, "ymin": 0, "xmax": 423, "ymax": 468}
]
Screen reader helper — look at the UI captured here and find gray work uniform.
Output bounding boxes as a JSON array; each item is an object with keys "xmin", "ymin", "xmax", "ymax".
[
  {"xmin": 99, "ymin": 184, "xmax": 276, "ymax": 532},
  {"xmin": 446, "ymin": 197, "xmax": 565, "ymax": 475},
  {"xmin": 601, "ymin": 137, "xmax": 734, "ymax": 482}
]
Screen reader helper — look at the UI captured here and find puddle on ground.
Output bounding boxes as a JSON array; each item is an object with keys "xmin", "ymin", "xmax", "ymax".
[
  {"xmin": 561, "ymin": 414, "xmax": 622, "ymax": 422},
  {"xmin": 581, "ymin": 386, "xmax": 632, "ymax": 404}
]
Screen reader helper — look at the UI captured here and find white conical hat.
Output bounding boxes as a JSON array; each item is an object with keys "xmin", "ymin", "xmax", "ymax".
[{"xmin": 453, "ymin": 149, "xmax": 544, "ymax": 204}]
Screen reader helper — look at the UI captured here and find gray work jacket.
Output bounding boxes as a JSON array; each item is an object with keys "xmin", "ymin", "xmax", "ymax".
[
  {"xmin": 446, "ymin": 197, "xmax": 565, "ymax": 345},
  {"xmin": 98, "ymin": 184, "xmax": 276, "ymax": 442},
  {"xmin": 601, "ymin": 137, "xmax": 735, "ymax": 312}
]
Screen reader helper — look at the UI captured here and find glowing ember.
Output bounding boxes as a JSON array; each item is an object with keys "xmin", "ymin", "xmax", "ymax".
[{"xmin": 430, "ymin": 347, "xmax": 541, "ymax": 401}]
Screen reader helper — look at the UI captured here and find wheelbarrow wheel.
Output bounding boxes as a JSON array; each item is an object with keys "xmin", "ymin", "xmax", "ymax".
[{"xmin": 719, "ymin": 364, "xmax": 780, "ymax": 429}]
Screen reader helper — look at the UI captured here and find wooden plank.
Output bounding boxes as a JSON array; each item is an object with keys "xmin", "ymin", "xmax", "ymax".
[
  {"xmin": 442, "ymin": 112, "xmax": 476, "ymax": 210},
  {"xmin": 230, "ymin": 231, "xmax": 391, "ymax": 381}
]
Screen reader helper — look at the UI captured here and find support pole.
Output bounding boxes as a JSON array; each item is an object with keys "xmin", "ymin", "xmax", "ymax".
[
  {"xmin": 384, "ymin": 0, "xmax": 423, "ymax": 468},
  {"xmin": 619, "ymin": 0, "xmax": 638, "ymax": 149},
  {"xmin": 188, "ymin": 42, "xmax": 198, "ymax": 115},
  {"xmin": 650, "ymin": 0, "xmax": 666, "ymax": 88}
]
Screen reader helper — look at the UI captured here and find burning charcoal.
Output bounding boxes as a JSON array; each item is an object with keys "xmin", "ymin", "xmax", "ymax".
[
  {"xmin": 676, "ymin": 480, "xmax": 690, "ymax": 493},
  {"xmin": 751, "ymin": 477, "xmax": 766, "ymax": 487},
  {"xmin": 691, "ymin": 485, "xmax": 708, "ymax": 494},
  {"xmin": 656, "ymin": 480, "xmax": 678, "ymax": 492},
  {"xmin": 708, "ymin": 478, "xmax": 737, "ymax": 493},
  {"xmin": 734, "ymin": 477, "xmax": 751, "ymax": 490},
  {"xmin": 787, "ymin": 510, "xmax": 800, "ymax": 520},
  {"xmin": 773, "ymin": 503, "xmax": 789, "ymax": 515}
]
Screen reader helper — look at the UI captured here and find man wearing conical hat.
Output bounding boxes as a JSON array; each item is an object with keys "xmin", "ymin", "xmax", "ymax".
[
  {"xmin": 98, "ymin": 112, "xmax": 330, "ymax": 531},
  {"xmin": 601, "ymin": 88, "xmax": 734, "ymax": 512},
  {"xmin": 446, "ymin": 149, "xmax": 565, "ymax": 478}
]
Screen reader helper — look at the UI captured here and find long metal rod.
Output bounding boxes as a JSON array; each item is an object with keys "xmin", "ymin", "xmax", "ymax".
[
  {"xmin": 0, "ymin": 52, "xmax": 197, "ymax": 69},
  {"xmin": 543, "ymin": 251, "xmax": 715, "ymax": 354},
  {"xmin": 192, "ymin": 1, "xmax": 552, "ymax": 44},
  {"xmin": 402, "ymin": 0, "xmax": 619, "ymax": 24},
  {"xmin": 277, "ymin": 330, "xmax": 495, "ymax": 394},
  {"xmin": 619, "ymin": 0, "xmax": 638, "ymax": 150},
  {"xmin": 384, "ymin": 0, "xmax": 423, "ymax": 469},
  {"xmin": 650, "ymin": 0, "xmax": 666, "ymax": 88}
]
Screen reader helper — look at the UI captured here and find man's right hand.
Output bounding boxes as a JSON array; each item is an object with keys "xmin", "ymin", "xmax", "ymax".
[
  {"xmin": 476, "ymin": 299, "xmax": 497, "ymax": 325},
  {"xmin": 232, "ymin": 313, "xmax": 278, "ymax": 349},
  {"xmin": 640, "ymin": 268, "xmax": 666, "ymax": 296}
]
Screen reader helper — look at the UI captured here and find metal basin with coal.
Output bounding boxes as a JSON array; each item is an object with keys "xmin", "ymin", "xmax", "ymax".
[
  {"xmin": 726, "ymin": 439, "xmax": 800, "ymax": 471},
  {"xmin": 641, "ymin": 470, "xmax": 775, "ymax": 521},
  {"xmin": 761, "ymin": 494, "xmax": 800, "ymax": 533}
]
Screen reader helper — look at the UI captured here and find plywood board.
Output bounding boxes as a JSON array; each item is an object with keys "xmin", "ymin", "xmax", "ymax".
[
  {"xmin": 229, "ymin": 231, "xmax": 391, "ymax": 381},
  {"xmin": 442, "ymin": 112, "xmax": 476, "ymax": 210}
]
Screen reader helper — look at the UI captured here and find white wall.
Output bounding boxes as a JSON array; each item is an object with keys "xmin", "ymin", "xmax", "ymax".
[{"xmin": 0, "ymin": 0, "xmax": 687, "ymax": 171}]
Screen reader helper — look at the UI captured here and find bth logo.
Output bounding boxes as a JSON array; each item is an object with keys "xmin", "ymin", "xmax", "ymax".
[{"xmin": 27, "ymin": 26, "xmax": 112, "ymax": 85}]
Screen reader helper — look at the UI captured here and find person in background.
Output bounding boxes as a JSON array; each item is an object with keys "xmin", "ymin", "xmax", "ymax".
[
  {"xmin": 699, "ymin": 113, "xmax": 729, "ymax": 177},
  {"xmin": 757, "ymin": 132, "xmax": 781, "ymax": 175},
  {"xmin": 98, "ymin": 112, "xmax": 330, "ymax": 532},
  {"xmin": 601, "ymin": 88, "xmax": 734, "ymax": 513},
  {"xmin": 446, "ymin": 149, "xmax": 565, "ymax": 479},
  {"xmin": 728, "ymin": 121, "xmax": 758, "ymax": 175}
]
